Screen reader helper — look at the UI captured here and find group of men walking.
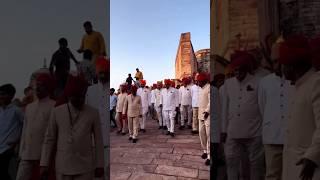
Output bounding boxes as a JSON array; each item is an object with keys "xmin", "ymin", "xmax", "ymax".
[
  {"xmin": 112, "ymin": 72, "xmax": 212, "ymax": 166},
  {"xmin": 0, "ymin": 21, "xmax": 109, "ymax": 180},
  {"xmin": 211, "ymin": 34, "xmax": 320, "ymax": 180}
]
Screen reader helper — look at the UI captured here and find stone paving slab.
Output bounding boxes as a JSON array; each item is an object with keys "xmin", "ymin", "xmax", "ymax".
[
  {"xmin": 110, "ymin": 119, "xmax": 210, "ymax": 179},
  {"xmin": 155, "ymin": 165, "xmax": 198, "ymax": 178}
]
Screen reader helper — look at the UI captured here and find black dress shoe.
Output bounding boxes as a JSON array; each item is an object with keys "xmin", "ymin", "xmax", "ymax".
[
  {"xmin": 132, "ymin": 139, "xmax": 137, "ymax": 143},
  {"xmin": 201, "ymin": 153, "xmax": 208, "ymax": 159},
  {"xmin": 141, "ymin": 129, "xmax": 146, "ymax": 133},
  {"xmin": 187, "ymin": 125, "xmax": 192, "ymax": 129},
  {"xmin": 129, "ymin": 137, "xmax": 133, "ymax": 141},
  {"xmin": 170, "ymin": 132, "xmax": 175, "ymax": 137},
  {"xmin": 205, "ymin": 159, "xmax": 210, "ymax": 166},
  {"xmin": 179, "ymin": 126, "xmax": 185, "ymax": 130},
  {"xmin": 166, "ymin": 131, "xmax": 170, "ymax": 135},
  {"xmin": 122, "ymin": 132, "xmax": 126, "ymax": 136},
  {"xmin": 158, "ymin": 126, "xmax": 162, "ymax": 129},
  {"xmin": 191, "ymin": 130, "xmax": 199, "ymax": 135},
  {"xmin": 163, "ymin": 126, "xmax": 167, "ymax": 130}
]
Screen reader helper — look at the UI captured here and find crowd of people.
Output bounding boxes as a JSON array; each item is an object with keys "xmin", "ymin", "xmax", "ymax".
[
  {"xmin": 0, "ymin": 21, "xmax": 109, "ymax": 180},
  {"xmin": 110, "ymin": 68, "xmax": 211, "ymax": 166},
  {"xmin": 209, "ymin": 34, "xmax": 320, "ymax": 180}
]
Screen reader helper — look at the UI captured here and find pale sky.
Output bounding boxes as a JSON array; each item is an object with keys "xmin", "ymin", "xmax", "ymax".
[
  {"xmin": 110, "ymin": 0, "xmax": 210, "ymax": 89},
  {"xmin": 0, "ymin": 0, "xmax": 109, "ymax": 98}
]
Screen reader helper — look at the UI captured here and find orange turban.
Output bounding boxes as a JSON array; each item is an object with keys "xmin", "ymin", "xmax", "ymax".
[
  {"xmin": 95, "ymin": 57, "xmax": 110, "ymax": 74},
  {"xmin": 64, "ymin": 74, "xmax": 89, "ymax": 97},
  {"xmin": 164, "ymin": 79, "xmax": 171, "ymax": 85},
  {"xmin": 36, "ymin": 73, "xmax": 55, "ymax": 92},
  {"xmin": 279, "ymin": 35, "xmax": 311, "ymax": 65},
  {"xmin": 230, "ymin": 51, "xmax": 254, "ymax": 69},
  {"xmin": 140, "ymin": 80, "xmax": 146, "ymax": 86},
  {"xmin": 196, "ymin": 73, "xmax": 210, "ymax": 82}
]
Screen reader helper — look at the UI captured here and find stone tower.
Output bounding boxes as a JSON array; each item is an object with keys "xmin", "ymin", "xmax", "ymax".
[{"xmin": 175, "ymin": 32, "xmax": 198, "ymax": 80}]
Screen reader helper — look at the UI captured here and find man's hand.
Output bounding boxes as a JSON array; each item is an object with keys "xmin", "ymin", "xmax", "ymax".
[
  {"xmin": 122, "ymin": 114, "xmax": 127, "ymax": 119},
  {"xmin": 296, "ymin": 158, "xmax": 318, "ymax": 180},
  {"xmin": 220, "ymin": 133, "xmax": 227, "ymax": 143},
  {"xmin": 204, "ymin": 112, "xmax": 209, "ymax": 119},
  {"xmin": 40, "ymin": 166, "xmax": 49, "ymax": 180},
  {"xmin": 95, "ymin": 168, "xmax": 104, "ymax": 178}
]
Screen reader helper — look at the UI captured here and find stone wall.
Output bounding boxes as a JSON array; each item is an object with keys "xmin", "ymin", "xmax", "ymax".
[{"xmin": 280, "ymin": 0, "xmax": 320, "ymax": 38}]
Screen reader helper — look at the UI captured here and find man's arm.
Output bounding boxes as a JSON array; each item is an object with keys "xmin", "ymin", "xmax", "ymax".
[
  {"xmin": 93, "ymin": 110, "xmax": 105, "ymax": 168},
  {"xmin": 40, "ymin": 110, "xmax": 58, "ymax": 168},
  {"xmin": 68, "ymin": 48, "xmax": 79, "ymax": 64},
  {"xmin": 123, "ymin": 96, "xmax": 128, "ymax": 115},
  {"xmin": 49, "ymin": 54, "xmax": 56, "ymax": 74},
  {"xmin": 98, "ymin": 32, "xmax": 107, "ymax": 56}
]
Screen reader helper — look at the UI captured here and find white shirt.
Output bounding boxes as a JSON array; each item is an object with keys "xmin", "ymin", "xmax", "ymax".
[
  {"xmin": 137, "ymin": 87, "xmax": 150, "ymax": 108},
  {"xmin": 160, "ymin": 87, "xmax": 179, "ymax": 111},
  {"xmin": 191, "ymin": 84, "xmax": 200, "ymax": 108},
  {"xmin": 152, "ymin": 89, "xmax": 162, "ymax": 107},
  {"xmin": 150, "ymin": 90, "xmax": 155, "ymax": 104},
  {"xmin": 179, "ymin": 85, "xmax": 192, "ymax": 106},
  {"xmin": 116, "ymin": 93, "xmax": 128, "ymax": 113},
  {"xmin": 222, "ymin": 74, "xmax": 262, "ymax": 139},
  {"xmin": 109, "ymin": 94, "xmax": 117, "ymax": 110},
  {"xmin": 198, "ymin": 84, "xmax": 210, "ymax": 120},
  {"xmin": 258, "ymin": 73, "xmax": 294, "ymax": 144}
]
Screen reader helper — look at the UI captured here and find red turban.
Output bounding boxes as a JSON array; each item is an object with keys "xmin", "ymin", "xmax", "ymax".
[
  {"xmin": 279, "ymin": 35, "xmax": 311, "ymax": 65},
  {"xmin": 152, "ymin": 84, "xmax": 157, "ymax": 88},
  {"xmin": 64, "ymin": 75, "xmax": 89, "ymax": 97},
  {"xmin": 131, "ymin": 85, "xmax": 138, "ymax": 93},
  {"xmin": 182, "ymin": 77, "xmax": 191, "ymax": 85},
  {"xmin": 120, "ymin": 84, "xmax": 128, "ymax": 92},
  {"xmin": 140, "ymin": 80, "xmax": 146, "ymax": 86},
  {"xmin": 95, "ymin": 57, "xmax": 110, "ymax": 74},
  {"xmin": 230, "ymin": 51, "xmax": 254, "ymax": 69},
  {"xmin": 36, "ymin": 73, "xmax": 55, "ymax": 92},
  {"xmin": 196, "ymin": 73, "xmax": 210, "ymax": 82},
  {"xmin": 164, "ymin": 79, "xmax": 171, "ymax": 85}
]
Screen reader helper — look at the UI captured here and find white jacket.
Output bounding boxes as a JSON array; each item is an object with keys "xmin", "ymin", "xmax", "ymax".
[
  {"xmin": 179, "ymin": 85, "xmax": 192, "ymax": 106},
  {"xmin": 160, "ymin": 87, "xmax": 179, "ymax": 111},
  {"xmin": 258, "ymin": 73, "xmax": 294, "ymax": 144},
  {"xmin": 191, "ymin": 84, "xmax": 200, "ymax": 108},
  {"xmin": 137, "ymin": 87, "xmax": 150, "ymax": 108},
  {"xmin": 198, "ymin": 84, "xmax": 210, "ymax": 120}
]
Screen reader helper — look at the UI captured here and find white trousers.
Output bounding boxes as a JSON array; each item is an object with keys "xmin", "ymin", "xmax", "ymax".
[
  {"xmin": 225, "ymin": 137, "xmax": 265, "ymax": 180},
  {"xmin": 155, "ymin": 106, "xmax": 163, "ymax": 126},
  {"xmin": 163, "ymin": 110, "xmax": 176, "ymax": 133},
  {"xmin": 199, "ymin": 118, "xmax": 210, "ymax": 159},
  {"xmin": 139, "ymin": 107, "xmax": 148, "ymax": 130},
  {"xmin": 180, "ymin": 105, "xmax": 192, "ymax": 126}
]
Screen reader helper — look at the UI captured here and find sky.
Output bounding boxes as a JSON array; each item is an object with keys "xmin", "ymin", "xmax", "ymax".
[
  {"xmin": 110, "ymin": 0, "xmax": 210, "ymax": 89},
  {"xmin": 0, "ymin": 0, "xmax": 109, "ymax": 98}
]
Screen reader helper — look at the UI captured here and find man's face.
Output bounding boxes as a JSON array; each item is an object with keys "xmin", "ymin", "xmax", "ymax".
[
  {"xmin": 98, "ymin": 72, "xmax": 108, "ymax": 84},
  {"xmin": 234, "ymin": 66, "xmax": 247, "ymax": 82},
  {"xmin": 136, "ymin": 69, "xmax": 139, "ymax": 72},
  {"xmin": 60, "ymin": 42, "xmax": 68, "ymax": 49},
  {"xmin": 36, "ymin": 81, "xmax": 49, "ymax": 99},
  {"xmin": 141, "ymin": 85, "xmax": 145, "ymax": 88},
  {"xmin": 165, "ymin": 84, "xmax": 170, "ymax": 89},
  {"xmin": 198, "ymin": 80, "xmax": 207, "ymax": 88},
  {"xmin": 84, "ymin": 25, "xmax": 93, "ymax": 34},
  {"xmin": 0, "ymin": 92, "xmax": 12, "ymax": 106},
  {"xmin": 110, "ymin": 90, "xmax": 115, "ymax": 95},
  {"xmin": 69, "ymin": 92, "xmax": 86, "ymax": 109}
]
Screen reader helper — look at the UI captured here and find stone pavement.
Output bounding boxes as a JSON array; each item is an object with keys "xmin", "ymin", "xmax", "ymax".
[{"xmin": 110, "ymin": 118, "xmax": 210, "ymax": 180}]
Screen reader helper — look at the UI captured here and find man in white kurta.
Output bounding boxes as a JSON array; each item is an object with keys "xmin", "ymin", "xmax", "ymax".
[
  {"xmin": 197, "ymin": 73, "xmax": 211, "ymax": 166},
  {"xmin": 136, "ymin": 80, "xmax": 150, "ymax": 133},
  {"xmin": 123, "ymin": 86, "xmax": 142, "ymax": 143},
  {"xmin": 222, "ymin": 52, "xmax": 264, "ymax": 180},
  {"xmin": 86, "ymin": 58, "xmax": 110, "ymax": 179},
  {"xmin": 280, "ymin": 35, "xmax": 320, "ymax": 180},
  {"xmin": 258, "ymin": 45, "xmax": 293, "ymax": 180},
  {"xmin": 115, "ymin": 85, "xmax": 128, "ymax": 135},
  {"xmin": 191, "ymin": 80, "xmax": 200, "ymax": 134},
  {"xmin": 153, "ymin": 82, "xmax": 163, "ymax": 129},
  {"xmin": 179, "ymin": 77, "xmax": 193, "ymax": 130},
  {"xmin": 160, "ymin": 79, "xmax": 179, "ymax": 137},
  {"xmin": 40, "ymin": 75, "xmax": 104, "ymax": 180},
  {"xmin": 17, "ymin": 73, "xmax": 56, "ymax": 180}
]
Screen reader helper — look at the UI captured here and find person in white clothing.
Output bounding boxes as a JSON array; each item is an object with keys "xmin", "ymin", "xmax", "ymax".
[
  {"xmin": 85, "ymin": 58, "xmax": 110, "ymax": 179},
  {"xmin": 179, "ymin": 77, "xmax": 193, "ymax": 130},
  {"xmin": 136, "ymin": 80, "xmax": 149, "ymax": 133},
  {"xmin": 190, "ymin": 79, "xmax": 200, "ymax": 134},
  {"xmin": 152, "ymin": 81, "xmax": 163, "ymax": 129},
  {"xmin": 258, "ymin": 41, "xmax": 293, "ymax": 180},
  {"xmin": 115, "ymin": 84, "xmax": 128, "ymax": 135},
  {"xmin": 197, "ymin": 73, "xmax": 211, "ymax": 166},
  {"xmin": 222, "ymin": 52, "xmax": 264, "ymax": 180},
  {"xmin": 160, "ymin": 79, "xmax": 179, "ymax": 137}
]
